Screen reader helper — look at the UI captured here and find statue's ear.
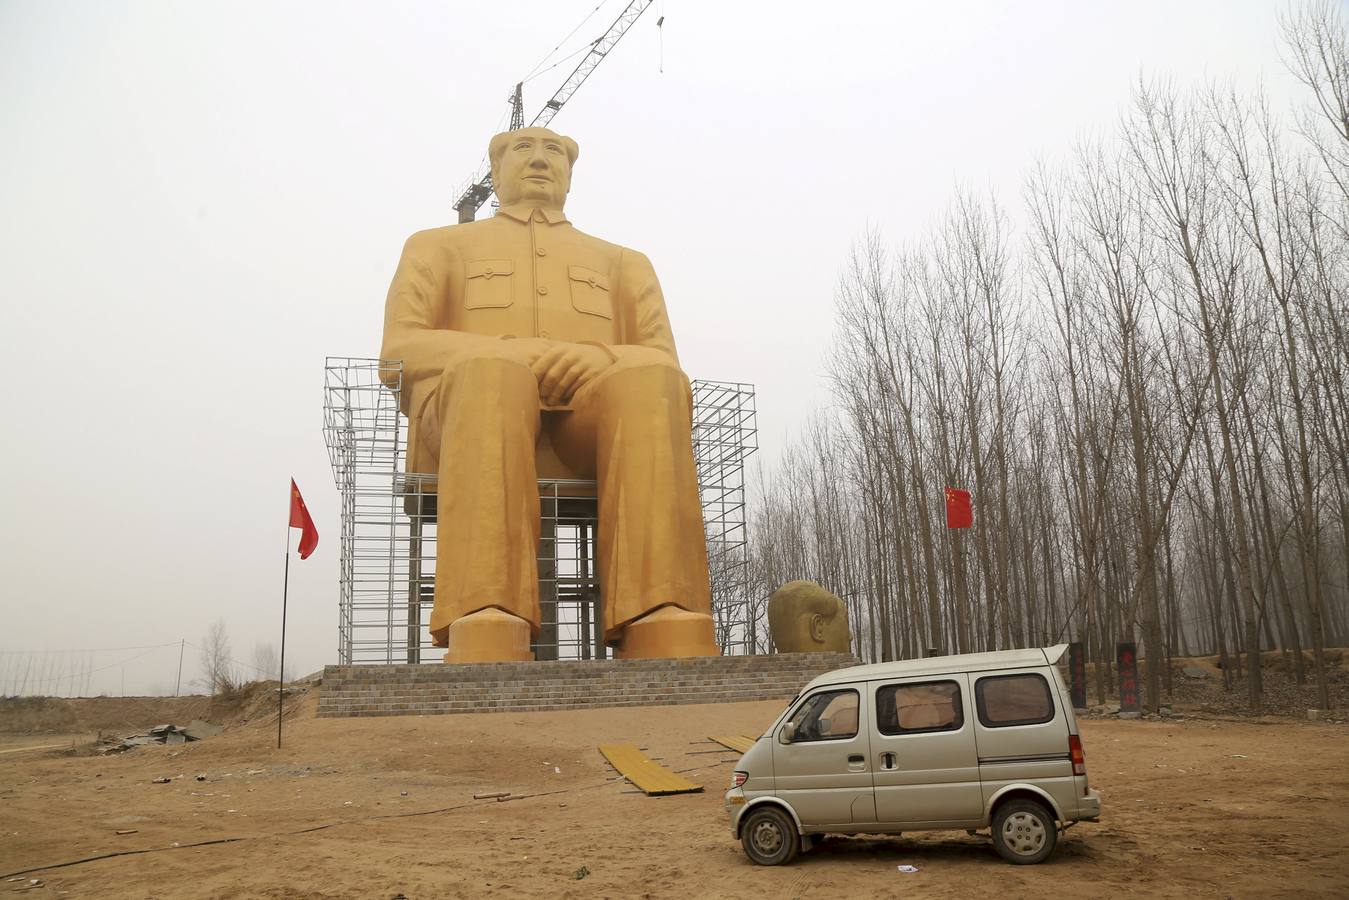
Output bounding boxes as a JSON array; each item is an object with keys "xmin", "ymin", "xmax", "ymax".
[{"xmin": 809, "ymin": 613, "xmax": 825, "ymax": 643}]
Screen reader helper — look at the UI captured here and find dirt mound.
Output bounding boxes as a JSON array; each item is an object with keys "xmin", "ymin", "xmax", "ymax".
[{"xmin": 0, "ymin": 682, "xmax": 286, "ymax": 736}]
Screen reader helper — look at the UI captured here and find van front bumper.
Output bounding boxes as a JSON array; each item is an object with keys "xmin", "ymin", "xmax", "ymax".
[{"xmin": 724, "ymin": 787, "xmax": 749, "ymax": 835}]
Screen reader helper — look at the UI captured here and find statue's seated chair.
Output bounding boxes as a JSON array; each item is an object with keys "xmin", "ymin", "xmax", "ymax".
[{"xmin": 402, "ymin": 413, "xmax": 601, "ymax": 661}]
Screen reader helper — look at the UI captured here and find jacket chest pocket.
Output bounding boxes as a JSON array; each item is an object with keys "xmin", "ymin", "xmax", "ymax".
[
  {"xmin": 465, "ymin": 259, "xmax": 514, "ymax": 309},
  {"xmin": 568, "ymin": 265, "xmax": 612, "ymax": 319}
]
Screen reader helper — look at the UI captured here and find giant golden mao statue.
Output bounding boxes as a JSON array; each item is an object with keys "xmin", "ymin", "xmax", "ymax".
[{"xmin": 380, "ymin": 127, "xmax": 717, "ymax": 664}]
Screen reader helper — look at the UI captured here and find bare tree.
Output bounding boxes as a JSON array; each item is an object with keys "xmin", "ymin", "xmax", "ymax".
[
  {"xmin": 199, "ymin": 619, "xmax": 237, "ymax": 696},
  {"xmin": 251, "ymin": 642, "xmax": 280, "ymax": 682},
  {"xmin": 742, "ymin": 12, "xmax": 1348, "ymax": 722}
]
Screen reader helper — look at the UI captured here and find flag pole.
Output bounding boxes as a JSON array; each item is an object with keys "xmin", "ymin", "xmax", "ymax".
[{"xmin": 278, "ymin": 517, "xmax": 292, "ymax": 750}]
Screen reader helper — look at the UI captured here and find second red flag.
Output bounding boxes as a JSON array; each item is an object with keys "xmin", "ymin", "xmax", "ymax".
[{"xmin": 944, "ymin": 487, "xmax": 973, "ymax": 529}]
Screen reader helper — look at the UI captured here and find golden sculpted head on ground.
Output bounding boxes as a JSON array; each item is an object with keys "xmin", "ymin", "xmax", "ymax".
[{"xmin": 767, "ymin": 580, "xmax": 852, "ymax": 654}]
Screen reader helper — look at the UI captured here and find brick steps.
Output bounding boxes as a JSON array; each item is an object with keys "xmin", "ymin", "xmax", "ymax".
[{"xmin": 317, "ymin": 652, "xmax": 858, "ymax": 718}]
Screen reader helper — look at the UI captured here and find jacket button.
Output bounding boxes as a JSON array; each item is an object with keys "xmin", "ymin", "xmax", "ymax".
[
  {"xmin": 538, "ymin": 285, "xmax": 549, "ymax": 295},
  {"xmin": 540, "ymin": 329, "xmax": 550, "ymax": 338},
  {"xmin": 536, "ymin": 248, "xmax": 547, "ymax": 257},
  {"xmin": 485, "ymin": 267, "xmax": 493, "ymax": 276}
]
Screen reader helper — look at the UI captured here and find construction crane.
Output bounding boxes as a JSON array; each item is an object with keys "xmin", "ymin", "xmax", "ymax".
[{"xmin": 452, "ymin": 0, "xmax": 655, "ymax": 223}]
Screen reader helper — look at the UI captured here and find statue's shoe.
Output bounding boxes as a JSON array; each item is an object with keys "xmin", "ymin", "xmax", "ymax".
[
  {"xmin": 443, "ymin": 607, "xmax": 533, "ymax": 663},
  {"xmin": 613, "ymin": 605, "xmax": 721, "ymax": 659}
]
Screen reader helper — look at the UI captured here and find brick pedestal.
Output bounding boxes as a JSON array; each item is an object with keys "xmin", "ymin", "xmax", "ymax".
[{"xmin": 317, "ymin": 652, "xmax": 859, "ymax": 718}]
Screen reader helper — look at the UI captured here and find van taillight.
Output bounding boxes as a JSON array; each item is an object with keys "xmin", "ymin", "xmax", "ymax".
[
  {"xmin": 733, "ymin": 771, "xmax": 748, "ymax": 788},
  {"xmin": 1069, "ymin": 734, "xmax": 1086, "ymax": 777}
]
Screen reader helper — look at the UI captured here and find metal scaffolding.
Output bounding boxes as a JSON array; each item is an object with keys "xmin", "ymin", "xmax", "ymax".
[
  {"xmin": 692, "ymin": 380, "xmax": 759, "ymax": 654},
  {"xmin": 323, "ymin": 359, "xmax": 756, "ymax": 664}
]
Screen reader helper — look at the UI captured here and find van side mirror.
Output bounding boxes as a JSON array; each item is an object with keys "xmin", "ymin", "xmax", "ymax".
[{"xmin": 781, "ymin": 722, "xmax": 797, "ymax": 744}]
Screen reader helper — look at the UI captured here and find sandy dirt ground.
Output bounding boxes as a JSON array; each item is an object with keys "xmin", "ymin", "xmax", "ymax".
[{"xmin": 2, "ymin": 693, "xmax": 1347, "ymax": 899}]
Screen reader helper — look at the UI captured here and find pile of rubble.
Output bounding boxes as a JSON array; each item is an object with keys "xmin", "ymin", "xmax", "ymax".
[{"xmin": 98, "ymin": 720, "xmax": 222, "ymax": 754}]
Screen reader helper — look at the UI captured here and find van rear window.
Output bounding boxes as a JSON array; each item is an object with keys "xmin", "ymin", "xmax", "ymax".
[
  {"xmin": 876, "ymin": 681, "xmax": 963, "ymax": 735},
  {"xmin": 975, "ymin": 674, "xmax": 1055, "ymax": 727}
]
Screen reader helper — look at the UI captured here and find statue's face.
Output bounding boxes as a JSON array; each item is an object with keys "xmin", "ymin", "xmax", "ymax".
[{"xmin": 493, "ymin": 130, "xmax": 572, "ymax": 208}]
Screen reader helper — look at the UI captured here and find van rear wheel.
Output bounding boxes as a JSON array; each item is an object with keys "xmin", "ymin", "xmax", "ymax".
[
  {"xmin": 740, "ymin": 806, "xmax": 800, "ymax": 866},
  {"xmin": 991, "ymin": 798, "xmax": 1057, "ymax": 865}
]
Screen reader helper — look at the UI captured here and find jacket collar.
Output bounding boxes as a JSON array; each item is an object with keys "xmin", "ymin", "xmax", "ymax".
[{"xmin": 496, "ymin": 203, "xmax": 570, "ymax": 225}]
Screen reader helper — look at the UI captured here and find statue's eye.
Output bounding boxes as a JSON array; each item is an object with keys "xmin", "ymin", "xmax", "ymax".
[
  {"xmin": 514, "ymin": 142, "xmax": 532, "ymax": 152},
  {"xmin": 545, "ymin": 144, "xmax": 563, "ymax": 155}
]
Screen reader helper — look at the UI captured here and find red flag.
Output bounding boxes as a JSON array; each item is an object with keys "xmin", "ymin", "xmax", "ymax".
[
  {"xmin": 944, "ymin": 487, "xmax": 972, "ymax": 529},
  {"xmin": 289, "ymin": 479, "xmax": 319, "ymax": 559}
]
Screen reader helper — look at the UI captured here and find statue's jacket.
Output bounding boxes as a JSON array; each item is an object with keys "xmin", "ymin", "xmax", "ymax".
[{"xmin": 380, "ymin": 202, "xmax": 681, "ymax": 429}]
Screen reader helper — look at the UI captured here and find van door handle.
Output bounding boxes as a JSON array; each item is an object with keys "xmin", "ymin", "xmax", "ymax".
[
  {"xmin": 846, "ymin": 753, "xmax": 866, "ymax": 772},
  {"xmin": 880, "ymin": 752, "xmax": 897, "ymax": 770},
  {"xmin": 848, "ymin": 754, "xmax": 864, "ymax": 763}
]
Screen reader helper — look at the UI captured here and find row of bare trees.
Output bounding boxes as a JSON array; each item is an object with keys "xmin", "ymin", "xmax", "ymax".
[{"xmin": 743, "ymin": 4, "xmax": 1347, "ymax": 711}]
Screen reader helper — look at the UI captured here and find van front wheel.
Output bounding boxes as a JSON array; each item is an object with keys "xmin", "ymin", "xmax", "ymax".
[
  {"xmin": 741, "ymin": 806, "xmax": 800, "ymax": 866},
  {"xmin": 991, "ymin": 799, "xmax": 1057, "ymax": 865}
]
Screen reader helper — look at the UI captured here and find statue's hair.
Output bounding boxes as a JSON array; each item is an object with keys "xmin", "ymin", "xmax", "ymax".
[
  {"xmin": 767, "ymin": 582, "xmax": 843, "ymax": 637},
  {"xmin": 488, "ymin": 128, "xmax": 580, "ymax": 173}
]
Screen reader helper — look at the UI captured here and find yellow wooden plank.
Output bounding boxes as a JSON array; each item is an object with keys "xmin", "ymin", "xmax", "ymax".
[
  {"xmin": 708, "ymin": 734, "xmax": 756, "ymax": 754},
  {"xmin": 598, "ymin": 743, "xmax": 703, "ymax": 796}
]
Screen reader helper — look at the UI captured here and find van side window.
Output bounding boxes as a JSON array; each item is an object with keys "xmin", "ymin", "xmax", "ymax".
[
  {"xmin": 876, "ymin": 681, "xmax": 963, "ymax": 735},
  {"xmin": 975, "ymin": 673, "xmax": 1055, "ymax": 727},
  {"xmin": 781, "ymin": 689, "xmax": 859, "ymax": 743}
]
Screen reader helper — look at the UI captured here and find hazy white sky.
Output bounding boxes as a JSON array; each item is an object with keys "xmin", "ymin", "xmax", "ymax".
[{"xmin": 0, "ymin": 0, "xmax": 1308, "ymax": 695}]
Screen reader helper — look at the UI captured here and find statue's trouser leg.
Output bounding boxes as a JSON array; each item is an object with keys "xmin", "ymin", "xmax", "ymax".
[
  {"xmin": 427, "ymin": 356, "xmax": 541, "ymax": 648},
  {"xmin": 549, "ymin": 350, "xmax": 713, "ymax": 644}
]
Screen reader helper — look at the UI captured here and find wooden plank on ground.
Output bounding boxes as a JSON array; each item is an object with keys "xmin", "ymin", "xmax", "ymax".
[
  {"xmin": 708, "ymin": 735, "xmax": 756, "ymax": 754},
  {"xmin": 598, "ymin": 743, "xmax": 703, "ymax": 796}
]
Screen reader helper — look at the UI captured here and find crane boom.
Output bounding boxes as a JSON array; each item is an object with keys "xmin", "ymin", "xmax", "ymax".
[{"xmin": 453, "ymin": 0, "xmax": 655, "ymax": 221}]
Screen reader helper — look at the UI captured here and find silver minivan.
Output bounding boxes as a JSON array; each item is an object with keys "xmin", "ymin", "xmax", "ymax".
[{"xmin": 724, "ymin": 645, "xmax": 1101, "ymax": 865}]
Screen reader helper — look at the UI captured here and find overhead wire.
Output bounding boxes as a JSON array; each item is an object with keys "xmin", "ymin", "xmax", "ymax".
[
  {"xmin": 523, "ymin": 40, "xmax": 600, "ymax": 85},
  {"xmin": 521, "ymin": 0, "xmax": 610, "ymax": 82},
  {"xmin": 4, "ymin": 644, "xmax": 172, "ymax": 687},
  {"xmin": 181, "ymin": 641, "xmax": 288, "ymax": 680},
  {"xmin": 0, "ymin": 641, "xmax": 180, "ymax": 654}
]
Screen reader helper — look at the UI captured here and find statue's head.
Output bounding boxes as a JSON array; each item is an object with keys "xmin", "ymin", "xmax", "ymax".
[
  {"xmin": 489, "ymin": 127, "xmax": 580, "ymax": 210},
  {"xmin": 767, "ymin": 581, "xmax": 852, "ymax": 654}
]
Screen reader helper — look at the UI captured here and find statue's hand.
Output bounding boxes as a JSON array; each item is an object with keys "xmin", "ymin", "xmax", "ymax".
[
  {"xmin": 483, "ymin": 336, "xmax": 552, "ymax": 368},
  {"xmin": 532, "ymin": 342, "xmax": 613, "ymax": 406}
]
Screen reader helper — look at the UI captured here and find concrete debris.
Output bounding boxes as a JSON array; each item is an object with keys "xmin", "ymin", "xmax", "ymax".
[
  {"xmin": 99, "ymin": 723, "xmax": 221, "ymax": 754},
  {"xmin": 1182, "ymin": 666, "xmax": 1210, "ymax": 679},
  {"xmin": 151, "ymin": 777, "xmax": 171, "ymax": 784}
]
